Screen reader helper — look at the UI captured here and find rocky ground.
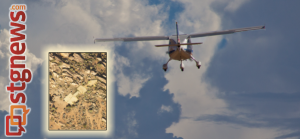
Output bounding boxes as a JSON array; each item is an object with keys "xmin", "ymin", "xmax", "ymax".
[{"xmin": 48, "ymin": 52, "xmax": 107, "ymax": 130}]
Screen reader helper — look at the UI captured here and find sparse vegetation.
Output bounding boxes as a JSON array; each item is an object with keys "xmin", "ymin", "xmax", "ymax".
[{"xmin": 49, "ymin": 52, "xmax": 107, "ymax": 130}]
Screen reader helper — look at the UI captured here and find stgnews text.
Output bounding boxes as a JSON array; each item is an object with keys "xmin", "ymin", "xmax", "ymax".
[{"xmin": 5, "ymin": 4, "xmax": 31, "ymax": 137}]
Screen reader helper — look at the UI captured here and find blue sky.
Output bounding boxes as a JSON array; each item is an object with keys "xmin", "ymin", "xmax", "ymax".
[{"xmin": 0, "ymin": 0, "xmax": 300, "ymax": 139}]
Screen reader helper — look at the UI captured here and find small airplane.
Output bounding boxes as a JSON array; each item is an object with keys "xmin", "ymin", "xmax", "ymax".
[{"xmin": 94, "ymin": 22, "xmax": 265, "ymax": 71}]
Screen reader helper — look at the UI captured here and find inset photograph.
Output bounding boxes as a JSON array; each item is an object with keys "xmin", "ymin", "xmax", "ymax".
[{"xmin": 48, "ymin": 52, "xmax": 107, "ymax": 130}]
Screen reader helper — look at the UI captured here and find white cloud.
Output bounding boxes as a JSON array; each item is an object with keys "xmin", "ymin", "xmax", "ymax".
[
  {"xmin": 0, "ymin": 76, "xmax": 9, "ymax": 112},
  {"xmin": 224, "ymin": 0, "xmax": 250, "ymax": 12},
  {"xmin": 166, "ymin": 119, "xmax": 284, "ymax": 139},
  {"xmin": 0, "ymin": 30, "xmax": 10, "ymax": 112},
  {"xmin": 165, "ymin": 0, "xmax": 226, "ymax": 120},
  {"xmin": 158, "ymin": 105, "xmax": 173, "ymax": 114},
  {"xmin": 24, "ymin": 49, "xmax": 43, "ymax": 74},
  {"xmin": 117, "ymin": 70, "xmax": 150, "ymax": 98},
  {"xmin": 114, "ymin": 54, "xmax": 150, "ymax": 98},
  {"xmin": 163, "ymin": 0, "xmax": 287, "ymax": 138},
  {"xmin": 9, "ymin": 0, "xmax": 168, "ymax": 98},
  {"xmin": 126, "ymin": 111, "xmax": 138, "ymax": 138}
]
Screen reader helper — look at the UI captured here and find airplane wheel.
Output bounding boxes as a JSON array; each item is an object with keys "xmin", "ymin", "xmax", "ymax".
[
  {"xmin": 181, "ymin": 68, "xmax": 184, "ymax": 71},
  {"xmin": 197, "ymin": 65, "xmax": 200, "ymax": 69},
  {"xmin": 164, "ymin": 69, "xmax": 167, "ymax": 72}
]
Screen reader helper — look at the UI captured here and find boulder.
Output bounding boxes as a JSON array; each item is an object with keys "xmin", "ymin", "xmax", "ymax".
[
  {"xmin": 52, "ymin": 72, "xmax": 59, "ymax": 79},
  {"xmin": 91, "ymin": 71, "xmax": 97, "ymax": 76},
  {"xmin": 101, "ymin": 118, "xmax": 106, "ymax": 123},
  {"xmin": 59, "ymin": 63, "xmax": 70, "ymax": 69},
  {"xmin": 85, "ymin": 70, "xmax": 90, "ymax": 74},
  {"xmin": 69, "ymin": 56, "xmax": 74, "ymax": 61},
  {"xmin": 60, "ymin": 53, "xmax": 69, "ymax": 58},
  {"xmin": 70, "ymin": 83, "xmax": 78, "ymax": 87},
  {"xmin": 73, "ymin": 53, "xmax": 84, "ymax": 62},
  {"xmin": 87, "ymin": 80, "xmax": 97, "ymax": 86},
  {"xmin": 96, "ymin": 76, "xmax": 106, "ymax": 84}
]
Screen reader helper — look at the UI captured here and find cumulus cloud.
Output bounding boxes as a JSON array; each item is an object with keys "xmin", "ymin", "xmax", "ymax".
[
  {"xmin": 167, "ymin": 119, "xmax": 284, "ymax": 139},
  {"xmin": 164, "ymin": 0, "xmax": 228, "ymax": 133},
  {"xmin": 224, "ymin": 0, "xmax": 250, "ymax": 12},
  {"xmin": 126, "ymin": 111, "xmax": 138, "ymax": 138},
  {"xmin": 24, "ymin": 49, "xmax": 43, "ymax": 74},
  {"xmin": 19, "ymin": 0, "xmax": 169, "ymax": 99},
  {"xmin": 0, "ymin": 30, "xmax": 10, "ymax": 112},
  {"xmin": 162, "ymin": 0, "xmax": 292, "ymax": 138},
  {"xmin": 117, "ymin": 71, "xmax": 150, "ymax": 98},
  {"xmin": 0, "ymin": 77, "xmax": 9, "ymax": 112}
]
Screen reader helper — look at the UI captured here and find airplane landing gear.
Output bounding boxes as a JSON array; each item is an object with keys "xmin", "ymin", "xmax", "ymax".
[
  {"xmin": 191, "ymin": 56, "xmax": 201, "ymax": 69},
  {"xmin": 163, "ymin": 64, "xmax": 168, "ymax": 72},
  {"xmin": 196, "ymin": 61, "xmax": 201, "ymax": 69},
  {"xmin": 180, "ymin": 60, "xmax": 184, "ymax": 72},
  {"xmin": 163, "ymin": 59, "xmax": 171, "ymax": 72}
]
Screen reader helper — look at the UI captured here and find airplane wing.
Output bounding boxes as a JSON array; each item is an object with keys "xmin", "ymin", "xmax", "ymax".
[
  {"xmin": 188, "ymin": 25, "xmax": 265, "ymax": 38},
  {"xmin": 94, "ymin": 36, "xmax": 169, "ymax": 42}
]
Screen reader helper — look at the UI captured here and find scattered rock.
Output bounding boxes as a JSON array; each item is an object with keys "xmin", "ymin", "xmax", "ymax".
[
  {"xmin": 70, "ymin": 83, "xmax": 78, "ymax": 87},
  {"xmin": 73, "ymin": 53, "xmax": 84, "ymax": 62},
  {"xmin": 96, "ymin": 76, "xmax": 106, "ymax": 84},
  {"xmin": 87, "ymin": 80, "xmax": 97, "ymax": 86},
  {"xmin": 60, "ymin": 53, "xmax": 69, "ymax": 58},
  {"xmin": 91, "ymin": 71, "xmax": 97, "ymax": 76},
  {"xmin": 64, "ymin": 77, "xmax": 73, "ymax": 82},
  {"xmin": 69, "ymin": 56, "xmax": 74, "ymax": 61},
  {"xmin": 99, "ymin": 82, "xmax": 106, "ymax": 90},
  {"xmin": 59, "ymin": 63, "xmax": 70, "ymax": 69},
  {"xmin": 73, "ymin": 74, "xmax": 83, "ymax": 80},
  {"xmin": 52, "ymin": 72, "xmax": 59, "ymax": 79}
]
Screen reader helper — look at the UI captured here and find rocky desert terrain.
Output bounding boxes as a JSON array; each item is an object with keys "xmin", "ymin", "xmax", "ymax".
[{"xmin": 48, "ymin": 52, "xmax": 107, "ymax": 130}]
